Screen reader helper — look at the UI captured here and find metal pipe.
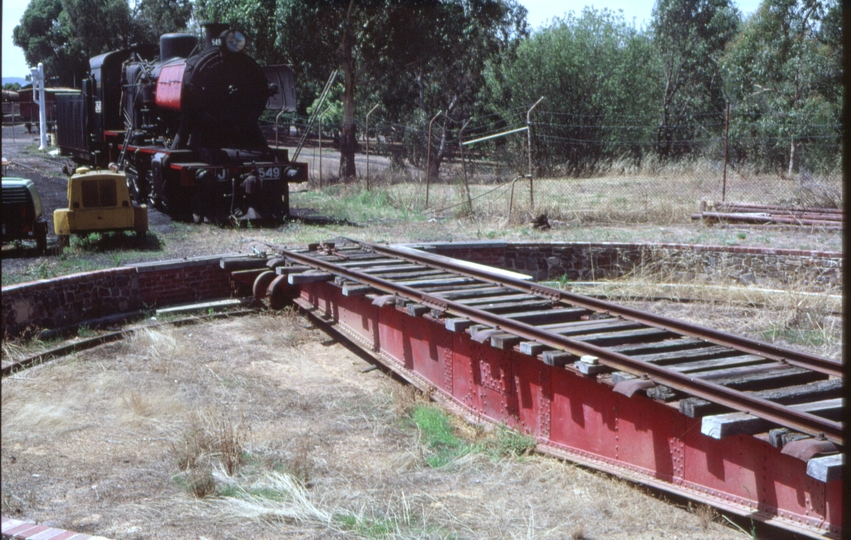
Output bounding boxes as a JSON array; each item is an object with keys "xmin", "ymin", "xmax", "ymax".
[
  {"xmin": 293, "ymin": 70, "xmax": 337, "ymax": 162},
  {"xmin": 425, "ymin": 110, "xmax": 443, "ymax": 208},
  {"xmin": 461, "ymin": 126, "xmax": 528, "ymax": 146},
  {"xmin": 458, "ymin": 118, "xmax": 473, "ymax": 213},
  {"xmin": 527, "ymin": 97, "xmax": 545, "ymax": 207},
  {"xmin": 365, "ymin": 103, "xmax": 379, "ymax": 189}
]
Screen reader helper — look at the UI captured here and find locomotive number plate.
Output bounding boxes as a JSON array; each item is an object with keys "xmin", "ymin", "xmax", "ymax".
[{"xmin": 258, "ymin": 166, "xmax": 281, "ymax": 180}]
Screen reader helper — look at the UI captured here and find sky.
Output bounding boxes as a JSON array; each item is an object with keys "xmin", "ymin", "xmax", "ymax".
[{"xmin": 2, "ymin": 0, "xmax": 763, "ymax": 81}]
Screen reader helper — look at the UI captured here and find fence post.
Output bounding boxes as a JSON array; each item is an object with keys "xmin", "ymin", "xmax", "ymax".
[
  {"xmin": 425, "ymin": 110, "xmax": 443, "ymax": 208},
  {"xmin": 527, "ymin": 96, "xmax": 545, "ymax": 208},
  {"xmin": 365, "ymin": 103, "xmax": 379, "ymax": 189},
  {"xmin": 459, "ymin": 118, "xmax": 473, "ymax": 213},
  {"xmin": 722, "ymin": 102, "xmax": 730, "ymax": 202},
  {"xmin": 319, "ymin": 106, "xmax": 333, "ymax": 188}
]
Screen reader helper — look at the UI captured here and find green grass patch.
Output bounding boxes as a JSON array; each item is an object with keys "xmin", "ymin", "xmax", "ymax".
[
  {"xmin": 411, "ymin": 405, "xmax": 471, "ymax": 468},
  {"xmin": 409, "ymin": 404, "xmax": 536, "ymax": 468},
  {"xmin": 761, "ymin": 326, "xmax": 829, "ymax": 348},
  {"xmin": 335, "ymin": 513, "xmax": 398, "ymax": 538}
]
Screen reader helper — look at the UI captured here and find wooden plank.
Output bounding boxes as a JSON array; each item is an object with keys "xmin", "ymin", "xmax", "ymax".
[
  {"xmin": 707, "ymin": 366, "xmax": 827, "ymax": 391},
  {"xmin": 608, "ymin": 337, "xmax": 706, "ymax": 356},
  {"xmin": 342, "ymin": 283, "xmax": 376, "ymax": 296},
  {"xmin": 406, "ymin": 304, "xmax": 430, "ymax": 317},
  {"xmin": 701, "ymin": 398, "xmax": 843, "ymax": 439},
  {"xmin": 807, "ymin": 454, "xmax": 843, "ymax": 483},
  {"xmin": 220, "ymin": 257, "xmax": 269, "ymax": 271},
  {"xmin": 490, "ymin": 334, "xmax": 523, "ymax": 350},
  {"xmin": 573, "ymin": 327, "xmax": 672, "ymax": 346},
  {"xmin": 631, "ymin": 345, "xmax": 739, "ymax": 365},
  {"xmin": 505, "ymin": 307, "xmax": 588, "ymax": 325},
  {"xmin": 419, "ymin": 283, "xmax": 497, "ymax": 294},
  {"xmin": 551, "ymin": 320, "xmax": 643, "ymax": 337},
  {"xmin": 478, "ymin": 299, "xmax": 554, "ymax": 314},
  {"xmin": 395, "ymin": 276, "xmax": 480, "ymax": 288},
  {"xmin": 366, "ymin": 269, "xmax": 448, "ymax": 281},
  {"xmin": 445, "ymin": 318, "xmax": 475, "ymax": 333},
  {"xmin": 430, "ymin": 286, "xmax": 509, "ymax": 300},
  {"xmin": 542, "ymin": 351, "xmax": 574, "ymax": 367},
  {"xmin": 518, "ymin": 341, "xmax": 548, "ymax": 355},
  {"xmin": 456, "ymin": 293, "xmax": 538, "ymax": 306},
  {"xmin": 691, "ymin": 361, "xmax": 790, "ymax": 382},
  {"xmin": 288, "ymin": 271, "xmax": 334, "ymax": 284},
  {"xmin": 358, "ymin": 263, "xmax": 427, "ymax": 274},
  {"xmin": 681, "ymin": 378, "xmax": 844, "ymax": 418},
  {"xmin": 667, "ymin": 354, "xmax": 768, "ymax": 374}
]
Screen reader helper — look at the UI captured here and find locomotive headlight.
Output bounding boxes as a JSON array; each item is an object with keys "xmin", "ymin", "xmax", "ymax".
[{"xmin": 222, "ymin": 30, "xmax": 247, "ymax": 53}]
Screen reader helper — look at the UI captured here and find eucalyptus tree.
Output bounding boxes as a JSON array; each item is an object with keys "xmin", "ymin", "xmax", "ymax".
[
  {"xmin": 484, "ymin": 8, "xmax": 659, "ymax": 174},
  {"xmin": 650, "ymin": 0, "xmax": 740, "ymax": 159},
  {"xmin": 721, "ymin": 0, "xmax": 842, "ymax": 174},
  {"xmin": 14, "ymin": 0, "xmax": 192, "ymax": 87},
  {"xmin": 274, "ymin": 0, "xmax": 527, "ymax": 181}
]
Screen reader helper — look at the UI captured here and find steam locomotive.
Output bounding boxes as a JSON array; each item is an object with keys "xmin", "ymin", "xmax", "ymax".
[{"xmin": 56, "ymin": 23, "xmax": 307, "ymax": 223}]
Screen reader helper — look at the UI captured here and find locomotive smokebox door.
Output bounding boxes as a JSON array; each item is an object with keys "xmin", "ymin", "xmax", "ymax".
[{"xmin": 263, "ymin": 65, "xmax": 297, "ymax": 111}]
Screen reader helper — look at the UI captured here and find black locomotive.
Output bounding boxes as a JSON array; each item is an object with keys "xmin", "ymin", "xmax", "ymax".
[{"xmin": 56, "ymin": 23, "xmax": 307, "ymax": 223}]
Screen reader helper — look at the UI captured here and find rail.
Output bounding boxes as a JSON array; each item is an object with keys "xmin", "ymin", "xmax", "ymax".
[{"xmin": 275, "ymin": 241, "xmax": 843, "ymax": 445}]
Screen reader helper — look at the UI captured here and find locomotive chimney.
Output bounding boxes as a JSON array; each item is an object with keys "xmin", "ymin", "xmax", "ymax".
[{"xmin": 203, "ymin": 23, "xmax": 230, "ymax": 50}]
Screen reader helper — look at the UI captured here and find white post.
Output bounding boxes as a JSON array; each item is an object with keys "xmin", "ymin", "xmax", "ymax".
[{"xmin": 32, "ymin": 63, "xmax": 48, "ymax": 150}]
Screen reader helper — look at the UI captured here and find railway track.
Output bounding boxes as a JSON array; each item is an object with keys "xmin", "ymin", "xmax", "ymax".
[{"xmin": 242, "ymin": 238, "xmax": 843, "ymax": 538}]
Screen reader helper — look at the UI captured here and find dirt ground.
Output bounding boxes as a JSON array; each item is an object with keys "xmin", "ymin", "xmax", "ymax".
[
  {"xmin": 3, "ymin": 312, "xmax": 755, "ymax": 540},
  {"xmin": 1, "ymin": 123, "xmax": 841, "ymax": 539}
]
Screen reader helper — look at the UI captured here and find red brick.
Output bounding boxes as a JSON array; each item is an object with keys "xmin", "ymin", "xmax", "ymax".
[
  {"xmin": 13, "ymin": 525, "xmax": 49, "ymax": 539},
  {"xmin": 27, "ymin": 528, "xmax": 73, "ymax": 540},
  {"xmin": 4, "ymin": 523, "xmax": 40, "ymax": 538}
]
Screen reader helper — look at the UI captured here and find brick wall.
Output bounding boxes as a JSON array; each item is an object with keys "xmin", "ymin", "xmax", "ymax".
[{"xmin": 2, "ymin": 256, "xmax": 232, "ymax": 339}]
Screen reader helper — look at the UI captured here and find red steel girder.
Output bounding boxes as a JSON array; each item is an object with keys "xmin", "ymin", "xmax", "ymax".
[{"xmin": 280, "ymin": 244, "xmax": 843, "ymax": 445}]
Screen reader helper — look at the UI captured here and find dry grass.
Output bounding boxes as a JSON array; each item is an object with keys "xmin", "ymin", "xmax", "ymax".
[{"xmin": 0, "ymin": 313, "xmax": 767, "ymax": 538}]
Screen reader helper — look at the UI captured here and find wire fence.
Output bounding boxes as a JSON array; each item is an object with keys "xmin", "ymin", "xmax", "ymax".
[{"xmin": 265, "ymin": 104, "xmax": 841, "ymax": 222}]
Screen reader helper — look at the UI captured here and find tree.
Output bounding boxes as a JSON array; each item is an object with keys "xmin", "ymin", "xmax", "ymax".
[
  {"xmin": 721, "ymin": 0, "xmax": 842, "ymax": 174},
  {"xmin": 132, "ymin": 0, "xmax": 193, "ymax": 44},
  {"xmin": 650, "ymin": 0, "xmax": 740, "ymax": 159},
  {"xmin": 12, "ymin": 0, "xmax": 80, "ymax": 86},
  {"xmin": 484, "ymin": 8, "xmax": 659, "ymax": 174},
  {"xmin": 364, "ymin": 0, "xmax": 528, "ymax": 179},
  {"xmin": 273, "ymin": 0, "xmax": 526, "ymax": 181},
  {"xmin": 13, "ymin": 0, "xmax": 193, "ymax": 88}
]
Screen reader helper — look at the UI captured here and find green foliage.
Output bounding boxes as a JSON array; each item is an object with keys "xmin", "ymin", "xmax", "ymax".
[
  {"xmin": 13, "ymin": 0, "xmax": 193, "ymax": 87},
  {"xmin": 720, "ymin": 0, "xmax": 842, "ymax": 174},
  {"xmin": 651, "ymin": 0, "xmax": 740, "ymax": 159},
  {"xmin": 484, "ymin": 9, "xmax": 660, "ymax": 175}
]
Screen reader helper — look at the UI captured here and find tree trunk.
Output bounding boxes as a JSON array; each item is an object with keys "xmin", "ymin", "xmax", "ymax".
[
  {"xmin": 338, "ymin": 6, "xmax": 357, "ymax": 181},
  {"xmin": 788, "ymin": 138, "xmax": 796, "ymax": 176}
]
